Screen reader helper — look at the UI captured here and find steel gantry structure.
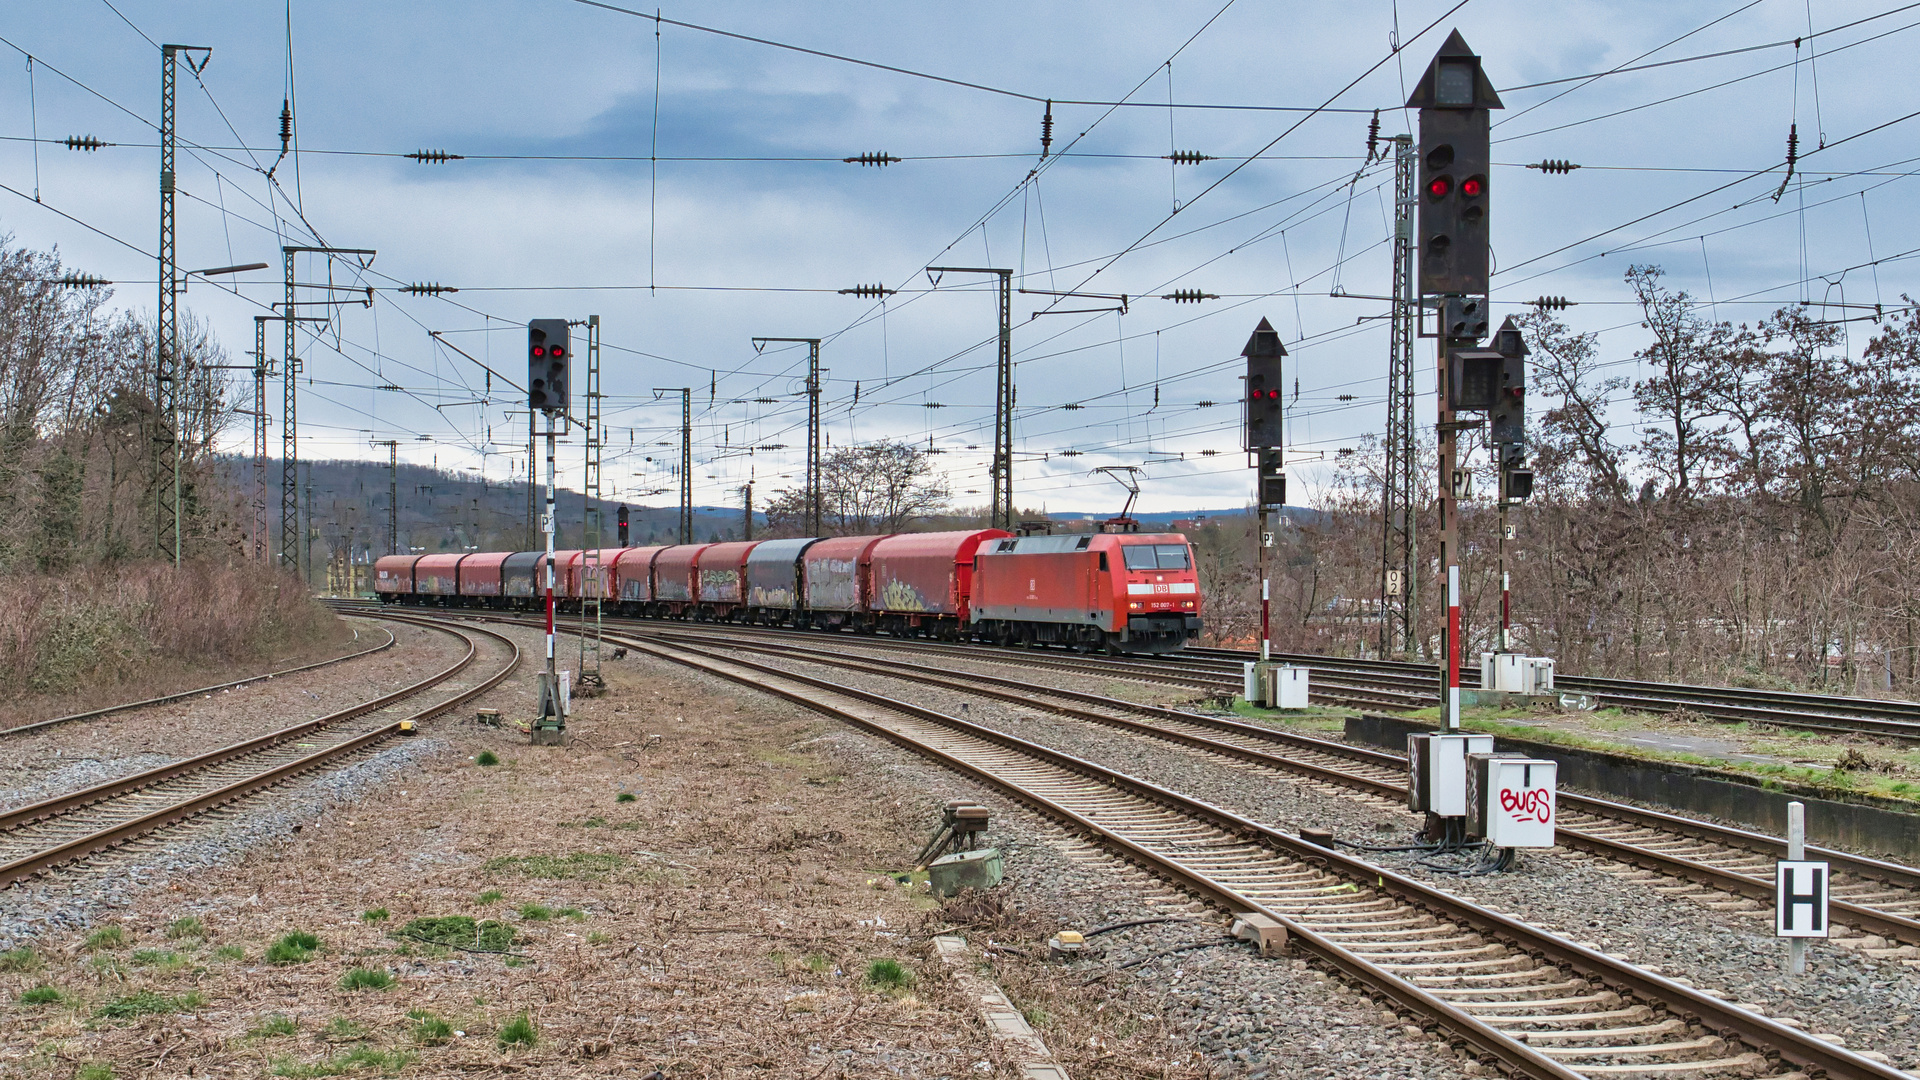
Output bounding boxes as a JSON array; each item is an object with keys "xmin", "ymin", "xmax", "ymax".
[
  {"xmin": 1380, "ymin": 134, "xmax": 1419, "ymax": 658},
  {"xmin": 928, "ymin": 267, "xmax": 1014, "ymax": 530},
  {"xmin": 751, "ymin": 336, "xmax": 823, "ymax": 536},
  {"xmin": 155, "ymin": 44, "xmax": 208, "ymax": 563},
  {"xmin": 279, "ymin": 246, "xmax": 375, "ymax": 573}
]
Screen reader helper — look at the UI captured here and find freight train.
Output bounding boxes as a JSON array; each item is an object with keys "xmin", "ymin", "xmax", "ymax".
[{"xmin": 372, "ymin": 528, "xmax": 1203, "ymax": 654}]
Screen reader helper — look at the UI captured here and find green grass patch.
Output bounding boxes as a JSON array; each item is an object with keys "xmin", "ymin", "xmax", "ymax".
[
  {"xmin": 83, "ymin": 926, "xmax": 125, "ymax": 951},
  {"xmin": 586, "ymin": 931, "xmax": 611, "ymax": 945},
  {"xmin": 517, "ymin": 904, "xmax": 552, "ymax": 921},
  {"xmin": 266, "ymin": 931, "xmax": 320, "ymax": 965},
  {"xmin": 338, "ymin": 967, "xmax": 395, "ymax": 991},
  {"xmin": 475, "ymin": 890, "xmax": 504, "ymax": 904},
  {"xmin": 496, "ymin": 1011, "xmax": 537, "ymax": 1048},
  {"xmin": 615, "ymin": 792, "xmax": 637, "ymax": 803},
  {"xmin": 395, "ymin": 915, "xmax": 516, "ymax": 953},
  {"xmin": 322, "ymin": 1017, "xmax": 365, "ymax": 1040},
  {"xmin": 475, "ymin": 751, "xmax": 500, "ymax": 767},
  {"xmin": 251, "ymin": 1013, "xmax": 298, "ymax": 1038},
  {"xmin": 271, "ymin": 1048, "xmax": 417, "ymax": 1078},
  {"xmin": 559, "ymin": 907, "xmax": 585, "ymax": 922},
  {"xmin": 361, "ymin": 908, "xmax": 389, "ymax": 923},
  {"xmin": 408, "ymin": 1009, "xmax": 453, "ymax": 1046},
  {"xmin": 804, "ymin": 953, "xmax": 831, "ymax": 973},
  {"xmin": 18, "ymin": 985, "xmax": 62, "ymax": 1005},
  {"xmin": 77, "ymin": 1065, "xmax": 113, "ymax": 1080},
  {"xmin": 131, "ymin": 949, "xmax": 187, "ymax": 972},
  {"xmin": 214, "ymin": 945, "xmax": 245, "ymax": 962},
  {"xmin": 95, "ymin": 990, "xmax": 204, "ymax": 1021},
  {"xmin": 165, "ymin": 916, "xmax": 205, "ymax": 940},
  {"xmin": 0, "ymin": 946, "xmax": 38, "ymax": 973},
  {"xmin": 484, "ymin": 852, "xmax": 624, "ymax": 879},
  {"xmin": 865, "ymin": 957, "xmax": 915, "ymax": 991}
]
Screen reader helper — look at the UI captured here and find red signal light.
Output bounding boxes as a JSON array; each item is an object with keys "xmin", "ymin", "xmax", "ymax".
[
  {"xmin": 550, "ymin": 346, "xmax": 565, "ymax": 358},
  {"xmin": 532, "ymin": 345, "xmax": 547, "ymax": 357},
  {"xmin": 1461, "ymin": 176, "xmax": 1485, "ymax": 197},
  {"xmin": 1426, "ymin": 176, "xmax": 1451, "ymax": 199}
]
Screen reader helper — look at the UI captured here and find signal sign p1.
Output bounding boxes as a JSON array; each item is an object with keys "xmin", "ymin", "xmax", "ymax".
[{"xmin": 1775, "ymin": 860, "xmax": 1829, "ymax": 938}]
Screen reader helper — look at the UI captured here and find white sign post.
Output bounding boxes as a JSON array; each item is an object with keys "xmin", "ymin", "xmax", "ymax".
[{"xmin": 1775, "ymin": 802, "xmax": 1827, "ymax": 975}]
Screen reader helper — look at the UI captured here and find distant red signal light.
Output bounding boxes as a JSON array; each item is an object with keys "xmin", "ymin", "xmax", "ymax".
[
  {"xmin": 532, "ymin": 345, "xmax": 547, "ymax": 357},
  {"xmin": 1461, "ymin": 176, "xmax": 1485, "ymax": 197},
  {"xmin": 1426, "ymin": 176, "xmax": 1451, "ymax": 199},
  {"xmin": 550, "ymin": 346, "xmax": 565, "ymax": 358}
]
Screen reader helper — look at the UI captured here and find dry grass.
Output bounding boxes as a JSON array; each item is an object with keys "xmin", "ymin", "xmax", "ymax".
[{"xmin": 0, "ymin": 559, "xmax": 343, "ymax": 722}]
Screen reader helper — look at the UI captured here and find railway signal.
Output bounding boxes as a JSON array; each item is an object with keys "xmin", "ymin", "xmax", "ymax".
[
  {"xmin": 527, "ymin": 318, "xmax": 571, "ymax": 414},
  {"xmin": 1410, "ymin": 31, "xmax": 1500, "ymax": 298},
  {"xmin": 1242, "ymin": 318, "xmax": 1288, "ymax": 670}
]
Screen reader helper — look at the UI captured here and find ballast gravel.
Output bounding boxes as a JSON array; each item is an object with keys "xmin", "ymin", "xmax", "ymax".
[{"xmin": 744, "ymin": 648, "xmax": 1920, "ymax": 1075}]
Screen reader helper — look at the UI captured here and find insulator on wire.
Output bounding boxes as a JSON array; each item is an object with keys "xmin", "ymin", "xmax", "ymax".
[
  {"xmin": 406, "ymin": 150, "xmax": 464, "ymax": 163},
  {"xmin": 1165, "ymin": 151, "xmax": 1215, "ymax": 165},
  {"xmin": 1160, "ymin": 289, "xmax": 1219, "ymax": 303},
  {"xmin": 1772, "ymin": 123, "xmax": 1799, "ymax": 203},
  {"xmin": 64, "ymin": 135, "xmax": 109, "ymax": 152},
  {"xmin": 401, "ymin": 282, "xmax": 458, "ymax": 296},
  {"xmin": 843, "ymin": 152, "xmax": 900, "ymax": 167},
  {"xmin": 1058, "ymin": 449, "xmax": 1081, "ymax": 457},
  {"xmin": 1040, "ymin": 100, "xmax": 1054, "ymax": 159},
  {"xmin": 1365, "ymin": 109, "xmax": 1381, "ymax": 162},
  {"xmin": 837, "ymin": 283, "xmax": 895, "ymax": 298},
  {"xmin": 279, "ymin": 100, "xmax": 293, "ymax": 152},
  {"xmin": 1061, "ymin": 403, "xmax": 1083, "ymax": 411},
  {"xmin": 54, "ymin": 273, "xmax": 111, "ymax": 288},
  {"xmin": 1528, "ymin": 159, "xmax": 1578, "ymax": 174},
  {"xmin": 1532, "ymin": 296, "xmax": 1572, "ymax": 311}
]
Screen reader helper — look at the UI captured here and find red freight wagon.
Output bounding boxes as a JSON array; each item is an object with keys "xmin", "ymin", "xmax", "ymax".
[
  {"xmin": 459, "ymin": 551, "xmax": 511, "ymax": 598},
  {"xmin": 652, "ymin": 544, "xmax": 711, "ymax": 607},
  {"xmin": 803, "ymin": 534, "xmax": 889, "ymax": 624},
  {"xmin": 564, "ymin": 549, "xmax": 623, "ymax": 600},
  {"xmin": 414, "ymin": 553, "xmax": 468, "ymax": 597},
  {"xmin": 373, "ymin": 555, "xmax": 421, "ymax": 600},
  {"xmin": 971, "ymin": 532, "xmax": 1201, "ymax": 653},
  {"xmin": 696, "ymin": 541, "xmax": 757, "ymax": 609},
  {"xmin": 868, "ymin": 529, "xmax": 1010, "ymax": 635},
  {"xmin": 614, "ymin": 546, "xmax": 667, "ymax": 607}
]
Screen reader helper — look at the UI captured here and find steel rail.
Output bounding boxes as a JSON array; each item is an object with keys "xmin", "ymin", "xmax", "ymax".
[
  {"xmin": 657, "ymin": 628, "xmax": 1920, "ymax": 949},
  {"xmin": 614, "ymin": 630, "xmax": 1905, "ymax": 1080},
  {"xmin": 0, "ymin": 617, "xmax": 518, "ymax": 888},
  {"xmin": 0, "ymin": 622, "xmax": 400, "ymax": 737}
]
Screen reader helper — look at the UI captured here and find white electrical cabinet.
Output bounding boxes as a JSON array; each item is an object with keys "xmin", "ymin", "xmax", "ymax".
[
  {"xmin": 1406, "ymin": 733, "xmax": 1494, "ymax": 816},
  {"xmin": 1467, "ymin": 753, "xmax": 1558, "ymax": 848},
  {"xmin": 1480, "ymin": 653, "xmax": 1557, "ymax": 694},
  {"xmin": 1269, "ymin": 665, "xmax": 1309, "ymax": 709}
]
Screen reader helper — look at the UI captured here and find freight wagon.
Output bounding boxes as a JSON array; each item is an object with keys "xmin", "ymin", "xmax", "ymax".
[{"xmin": 372, "ymin": 528, "xmax": 1203, "ymax": 653}]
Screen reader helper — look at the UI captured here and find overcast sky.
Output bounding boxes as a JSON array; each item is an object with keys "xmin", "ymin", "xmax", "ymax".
[{"xmin": 1, "ymin": 0, "xmax": 1914, "ymax": 515}]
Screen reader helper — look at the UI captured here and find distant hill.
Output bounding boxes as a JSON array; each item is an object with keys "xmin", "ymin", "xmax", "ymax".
[{"xmin": 218, "ymin": 457, "xmax": 1301, "ymax": 561}]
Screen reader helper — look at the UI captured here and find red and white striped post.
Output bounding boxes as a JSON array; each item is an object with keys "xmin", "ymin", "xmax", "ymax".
[{"xmin": 1446, "ymin": 564, "xmax": 1462, "ymax": 729}]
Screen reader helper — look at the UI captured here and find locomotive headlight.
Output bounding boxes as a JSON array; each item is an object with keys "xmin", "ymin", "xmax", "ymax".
[
  {"xmin": 1182, "ymin": 600, "xmax": 1195, "ymax": 609},
  {"xmin": 1128, "ymin": 601, "xmax": 1144, "ymax": 611}
]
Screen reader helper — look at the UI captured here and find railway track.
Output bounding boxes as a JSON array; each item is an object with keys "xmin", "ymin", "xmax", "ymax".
[
  {"xmin": 335, "ymin": 596, "xmax": 1920, "ymax": 737},
  {"xmin": 600, "ymin": 625, "xmax": 1906, "ymax": 1080},
  {"xmin": 645, "ymin": 625, "xmax": 1920, "ymax": 953},
  {"xmin": 0, "ymin": 620, "xmax": 399, "ymax": 738},
  {"xmin": 1186, "ymin": 646, "xmax": 1920, "ymax": 741},
  {"xmin": 0, "ymin": 614, "xmax": 518, "ymax": 889}
]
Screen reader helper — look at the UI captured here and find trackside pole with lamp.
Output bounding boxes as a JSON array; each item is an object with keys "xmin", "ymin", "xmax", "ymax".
[{"xmin": 528, "ymin": 318, "xmax": 571, "ymax": 744}]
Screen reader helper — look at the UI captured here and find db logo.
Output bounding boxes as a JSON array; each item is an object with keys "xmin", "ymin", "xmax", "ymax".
[{"xmin": 1500, "ymin": 787, "xmax": 1552, "ymax": 823}]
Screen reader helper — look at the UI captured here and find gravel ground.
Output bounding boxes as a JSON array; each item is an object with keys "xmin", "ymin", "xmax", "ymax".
[
  {"xmin": 742, "ymin": 648, "xmax": 1920, "ymax": 1074},
  {"xmin": 0, "ymin": 618, "xmax": 465, "ymax": 811},
  {"xmin": 0, "ymin": 629, "xmax": 1005, "ymax": 1079}
]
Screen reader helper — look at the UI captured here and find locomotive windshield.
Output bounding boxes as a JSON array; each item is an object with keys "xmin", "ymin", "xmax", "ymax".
[{"xmin": 1121, "ymin": 544, "xmax": 1190, "ymax": 571}]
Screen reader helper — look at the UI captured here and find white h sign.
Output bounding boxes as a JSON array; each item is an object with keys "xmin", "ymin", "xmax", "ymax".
[{"xmin": 1775, "ymin": 860, "xmax": 1829, "ymax": 939}]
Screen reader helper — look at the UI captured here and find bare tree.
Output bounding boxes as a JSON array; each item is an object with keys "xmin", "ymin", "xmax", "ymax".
[{"xmin": 762, "ymin": 440, "xmax": 951, "ymax": 536}]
